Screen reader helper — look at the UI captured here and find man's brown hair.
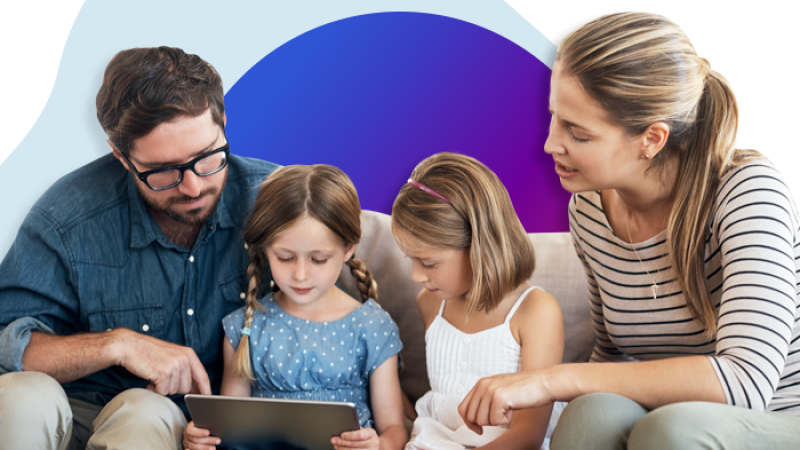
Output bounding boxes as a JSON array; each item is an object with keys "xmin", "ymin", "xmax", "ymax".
[{"xmin": 96, "ymin": 46, "xmax": 225, "ymax": 156}]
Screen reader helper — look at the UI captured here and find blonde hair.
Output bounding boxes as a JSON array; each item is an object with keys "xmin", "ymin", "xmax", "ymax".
[
  {"xmin": 392, "ymin": 152, "xmax": 535, "ymax": 316},
  {"xmin": 557, "ymin": 12, "xmax": 760, "ymax": 336},
  {"xmin": 234, "ymin": 165, "xmax": 378, "ymax": 380}
]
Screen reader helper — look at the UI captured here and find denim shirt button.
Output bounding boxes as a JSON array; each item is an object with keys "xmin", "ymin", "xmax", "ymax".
[
  {"xmin": 188, "ymin": 255, "xmax": 195, "ymax": 263},
  {"xmin": 187, "ymin": 308, "xmax": 194, "ymax": 316},
  {"xmin": 142, "ymin": 324, "xmax": 150, "ymax": 332},
  {"xmin": 106, "ymin": 328, "xmax": 112, "ymax": 332},
  {"xmin": 239, "ymin": 292, "xmax": 246, "ymax": 300}
]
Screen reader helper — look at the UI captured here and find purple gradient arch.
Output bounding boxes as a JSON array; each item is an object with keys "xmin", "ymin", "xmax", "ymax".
[{"xmin": 225, "ymin": 12, "xmax": 569, "ymax": 232}]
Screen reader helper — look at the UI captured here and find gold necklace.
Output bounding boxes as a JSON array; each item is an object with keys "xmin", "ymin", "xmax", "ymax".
[{"xmin": 623, "ymin": 216, "xmax": 659, "ymax": 301}]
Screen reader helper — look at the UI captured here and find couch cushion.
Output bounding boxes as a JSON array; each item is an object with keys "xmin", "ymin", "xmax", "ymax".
[
  {"xmin": 528, "ymin": 233, "xmax": 593, "ymax": 365},
  {"xmin": 338, "ymin": 210, "xmax": 593, "ymax": 402}
]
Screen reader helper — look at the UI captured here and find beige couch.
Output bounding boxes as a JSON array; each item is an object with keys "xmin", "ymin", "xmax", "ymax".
[{"xmin": 337, "ymin": 210, "xmax": 593, "ymax": 403}]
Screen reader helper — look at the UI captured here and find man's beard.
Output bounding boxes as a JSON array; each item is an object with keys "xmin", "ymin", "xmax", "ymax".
[{"xmin": 139, "ymin": 173, "xmax": 227, "ymax": 226}]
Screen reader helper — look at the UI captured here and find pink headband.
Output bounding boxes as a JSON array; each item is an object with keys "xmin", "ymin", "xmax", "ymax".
[{"xmin": 407, "ymin": 179, "xmax": 451, "ymax": 205}]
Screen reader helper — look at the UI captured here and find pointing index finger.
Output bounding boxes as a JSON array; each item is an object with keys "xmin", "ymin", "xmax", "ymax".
[{"xmin": 188, "ymin": 351, "xmax": 211, "ymax": 395}]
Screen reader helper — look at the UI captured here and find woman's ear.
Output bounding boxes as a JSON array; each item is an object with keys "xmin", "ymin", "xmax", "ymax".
[{"xmin": 641, "ymin": 122, "xmax": 670, "ymax": 159}]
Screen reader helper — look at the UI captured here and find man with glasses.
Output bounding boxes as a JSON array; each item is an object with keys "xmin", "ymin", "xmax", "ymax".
[{"xmin": 0, "ymin": 47, "xmax": 277, "ymax": 449}]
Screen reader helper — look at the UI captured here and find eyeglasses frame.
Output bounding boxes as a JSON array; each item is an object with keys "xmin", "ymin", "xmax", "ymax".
[{"xmin": 119, "ymin": 143, "xmax": 230, "ymax": 191}]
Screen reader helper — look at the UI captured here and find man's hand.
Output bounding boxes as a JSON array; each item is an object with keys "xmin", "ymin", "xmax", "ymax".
[
  {"xmin": 115, "ymin": 329, "xmax": 211, "ymax": 395},
  {"xmin": 331, "ymin": 427, "xmax": 381, "ymax": 450},
  {"xmin": 23, "ymin": 329, "xmax": 210, "ymax": 394}
]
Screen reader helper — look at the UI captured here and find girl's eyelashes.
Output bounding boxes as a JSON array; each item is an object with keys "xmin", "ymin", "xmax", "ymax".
[
  {"xmin": 421, "ymin": 262, "xmax": 436, "ymax": 270},
  {"xmin": 275, "ymin": 255, "xmax": 327, "ymax": 264}
]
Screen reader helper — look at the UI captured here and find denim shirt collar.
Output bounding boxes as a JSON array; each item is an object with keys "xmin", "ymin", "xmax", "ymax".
[{"xmin": 126, "ymin": 175, "xmax": 234, "ymax": 249}]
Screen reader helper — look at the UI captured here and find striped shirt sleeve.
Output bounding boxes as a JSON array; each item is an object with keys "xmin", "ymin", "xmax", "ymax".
[{"xmin": 708, "ymin": 163, "xmax": 799, "ymax": 411}]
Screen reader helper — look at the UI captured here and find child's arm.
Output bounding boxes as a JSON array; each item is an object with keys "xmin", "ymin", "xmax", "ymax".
[
  {"xmin": 331, "ymin": 355, "xmax": 408, "ymax": 450},
  {"xmin": 220, "ymin": 338, "xmax": 252, "ymax": 397},
  {"xmin": 475, "ymin": 288, "xmax": 564, "ymax": 450},
  {"xmin": 184, "ymin": 338, "xmax": 252, "ymax": 450}
]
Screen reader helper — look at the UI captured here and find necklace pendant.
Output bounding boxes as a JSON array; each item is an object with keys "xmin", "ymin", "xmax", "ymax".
[{"xmin": 651, "ymin": 283, "xmax": 659, "ymax": 300}]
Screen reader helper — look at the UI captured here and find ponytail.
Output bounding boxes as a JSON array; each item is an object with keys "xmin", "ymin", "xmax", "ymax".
[
  {"xmin": 669, "ymin": 68, "xmax": 759, "ymax": 337},
  {"xmin": 347, "ymin": 255, "xmax": 378, "ymax": 302}
]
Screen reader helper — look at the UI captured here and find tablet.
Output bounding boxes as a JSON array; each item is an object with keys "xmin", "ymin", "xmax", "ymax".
[{"xmin": 185, "ymin": 394, "xmax": 360, "ymax": 450}]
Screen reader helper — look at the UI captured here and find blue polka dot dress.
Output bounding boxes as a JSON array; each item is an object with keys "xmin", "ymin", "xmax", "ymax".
[{"xmin": 222, "ymin": 293, "xmax": 403, "ymax": 428}]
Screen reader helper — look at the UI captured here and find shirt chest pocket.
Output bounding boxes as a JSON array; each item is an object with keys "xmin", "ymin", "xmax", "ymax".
[
  {"xmin": 87, "ymin": 304, "xmax": 165, "ymax": 336},
  {"xmin": 219, "ymin": 273, "xmax": 249, "ymax": 308}
]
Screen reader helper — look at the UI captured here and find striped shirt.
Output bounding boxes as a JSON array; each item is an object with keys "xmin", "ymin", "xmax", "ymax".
[{"xmin": 569, "ymin": 161, "xmax": 800, "ymax": 414}]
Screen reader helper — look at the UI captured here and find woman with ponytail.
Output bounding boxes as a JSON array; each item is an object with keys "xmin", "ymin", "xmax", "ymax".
[
  {"xmin": 458, "ymin": 12, "xmax": 800, "ymax": 449},
  {"xmin": 184, "ymin": 165, "xmax": 407, "ymax": 450}
]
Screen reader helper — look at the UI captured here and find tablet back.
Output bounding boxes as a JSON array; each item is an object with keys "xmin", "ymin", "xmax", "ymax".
[{"xmin": 185, "ymin": 394, "xmax": 360, "ymax": 450}]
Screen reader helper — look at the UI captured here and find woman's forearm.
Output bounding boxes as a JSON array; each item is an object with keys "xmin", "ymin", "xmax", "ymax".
[
  {"xmin": 460, "ymin": 355, "xmax": 726, "ymax": 431},
  {"xmin": 547, "ymin": 356, "xmax": 726, "ymax": 409}
]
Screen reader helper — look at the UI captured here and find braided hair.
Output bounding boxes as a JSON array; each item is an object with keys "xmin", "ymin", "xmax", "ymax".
[{"xmin": 232, "ymin": 165, "xmax": 377, "ymax": 380}]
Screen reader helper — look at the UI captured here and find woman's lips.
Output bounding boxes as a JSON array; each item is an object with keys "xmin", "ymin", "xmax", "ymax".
[{"xmin": 555, "ymin": 161, "xmax": 579, "ymax": 179}]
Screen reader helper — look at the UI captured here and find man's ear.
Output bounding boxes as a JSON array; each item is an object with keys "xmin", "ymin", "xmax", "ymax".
[
  {"xmin": 108, "ymin": 140, "xmax": 132, "ymax": 172},
  {"xmin": 641, "ymin": 122, "xmax": 670, "ymax": 159}
]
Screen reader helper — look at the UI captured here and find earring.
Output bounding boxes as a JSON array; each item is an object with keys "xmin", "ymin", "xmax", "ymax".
[
  {"xmin": 641, "ymin": 153, "xmax": 650, "ymax": 160},
  {"xmin": 269, "ymin": 280, "xmax": 274, "ymax": 288}
]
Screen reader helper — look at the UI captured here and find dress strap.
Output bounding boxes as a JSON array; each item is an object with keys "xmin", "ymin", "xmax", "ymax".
[
  {"xmin": 437, "ymin": 299, "xmax": 447, "ymax": 317},
  {"xmin": 504, "ymin": 286, "xmax": 538, "ymax": 324}
]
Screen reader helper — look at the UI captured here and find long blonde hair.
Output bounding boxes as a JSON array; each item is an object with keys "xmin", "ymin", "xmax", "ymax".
[
  {"xmin": 557, "ymin": 12, "xmax": 760, "ymax": 336},
  {"xmin": 234, "ymin": 165, "xmax": 378, "ymax": 380},
  {"xmin": 392, "ymin": 152, "xmax": 535, "ymax": 316}
]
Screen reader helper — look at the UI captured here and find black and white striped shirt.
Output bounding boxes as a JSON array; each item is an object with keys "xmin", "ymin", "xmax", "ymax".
[{"xmin": 569, "ymin": 161, "xmax": 800, "ymax": 414}]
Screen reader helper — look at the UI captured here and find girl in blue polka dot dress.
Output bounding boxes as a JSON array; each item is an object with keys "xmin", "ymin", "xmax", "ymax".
[{"xmin": 184, "ymin": 165, "xmax": 407, "ymax": 450}]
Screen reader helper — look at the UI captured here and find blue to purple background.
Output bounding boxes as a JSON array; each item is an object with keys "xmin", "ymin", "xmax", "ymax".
[{"xmin": 226, "ymin": 12, "xmax": 569, "ymax": 233}]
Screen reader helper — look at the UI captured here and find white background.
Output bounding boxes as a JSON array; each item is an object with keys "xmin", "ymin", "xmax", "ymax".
[{"xmin": 2, "ymin": 0, "xmax": 798, "ymax": 198}]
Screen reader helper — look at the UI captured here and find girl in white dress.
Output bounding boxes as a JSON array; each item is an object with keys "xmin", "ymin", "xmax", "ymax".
[{"xmin": 392, "ymin": 153, "xmax": 565, "ymax": 450}]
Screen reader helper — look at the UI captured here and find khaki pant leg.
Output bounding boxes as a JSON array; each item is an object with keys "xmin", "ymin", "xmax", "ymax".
[
  {"xmin": 67, "ymin": 396, "xmax": 105, "ymax": 450},
  {"xmin": 0, "ymin": 371, "xmax": 73, "ymax": 450},
  {"xmin": 87, "ymin": 388, "xmax": 187, "ymax": 450}
]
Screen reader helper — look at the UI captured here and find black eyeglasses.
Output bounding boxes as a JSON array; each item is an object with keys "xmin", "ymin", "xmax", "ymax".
[{"xmin": 120, "ymin": 144, "xmax": 230, "ymax": 191}]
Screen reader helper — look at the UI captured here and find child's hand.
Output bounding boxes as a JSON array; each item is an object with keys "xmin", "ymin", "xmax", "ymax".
[
  {"xmin": 183, "ymin": 420, "xmax": 222, "ymax": 450},
  {"xmin": 331, "ymin": 427, "xmax": 381, "ymax": 450}
]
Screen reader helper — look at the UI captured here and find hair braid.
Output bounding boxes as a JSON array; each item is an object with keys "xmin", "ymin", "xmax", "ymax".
[
  {"xmin": 347, "ymin": 255, "xmax": 378, "ymax": 302},
  {"xmin": 232, "ymin": 247, "xmax": 265, "ymax": 380}
]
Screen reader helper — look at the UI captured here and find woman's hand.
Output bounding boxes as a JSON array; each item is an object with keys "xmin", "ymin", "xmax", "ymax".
[
  {"xmin": 331, "ymin": 427, "xmax": 381, "ymax": 450},
  {"xmin": 183, "ymin": 420, "xmax": 221, "ymax": 450},
  {"xmin": 458, "ymin": 370, "xmax": 555, "ymax": 434}
]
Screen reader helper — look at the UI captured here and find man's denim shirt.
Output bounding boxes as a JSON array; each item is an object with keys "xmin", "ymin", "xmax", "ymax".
[{"xmin": 0, "ymin": 153, "xmax": 277, "ymax": 411}]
